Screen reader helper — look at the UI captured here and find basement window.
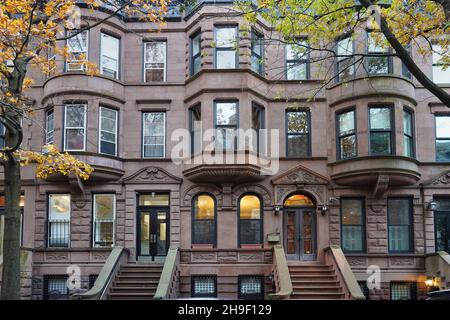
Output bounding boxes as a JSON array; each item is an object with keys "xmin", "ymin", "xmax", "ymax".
[
  {"xmin": 43, "ymin": 275, "xmax": 69, "ymax": 300},
  {"xmin": 238, "ymin": 276, "xmax": 264, "ymax": 300},
  {"xmin": 390, "ymin": 282, "xmax": 417, "ymax": 300},
  {"xmin": 191, "ymin": 275, "xmax": 217, "ymax": 298}
]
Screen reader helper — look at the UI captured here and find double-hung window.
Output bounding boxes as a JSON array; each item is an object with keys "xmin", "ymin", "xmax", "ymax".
[
  {"xmin": 144, "ymin": 41, "xmax": 166, "ymax": 82},
  {"xmin": 286, "ymin": 110, "xmax": 310, "ymax": 157},
  {"xmin": 45, "ymin": 108, "xmax": 54, "ymax": 145},
  {"xmin": 435, "ymin": 115, "xmax": 450, "ymax": 161},
  {"xmin": 369, "ymin": 106, "xmax": 393, "ymax": 155},
  {"xmin": 252, "ymin": 103, "xmax": 265, "ymax": 155},
  {"xmin": 238, "ymin": 194, "xmax": 263, "ymax": 246},
  {"xmin": 192, "ymin": 194, "xmax": 216, "ymax": 246},
  {"xmin": 93, "ymin": 194, "xmax": 115, "ymax": 248},
  {"xmin": 214, "ymin": 101, "xmax": 238, "ymax": 150},
  {"xmin": 99, "ymin": 107, "xmax": 118, "ymax": 156},
  {"xmin": 403, "ymin": 108, "xmax": 415, "ymax": 158},
  {"xmin": 190, "ymin": 32, "xmax": 201, "ymax": 76},
  {"xmin": 251, "ymin": 31, "xmax": 264, "ymax": 75},
  {"xmin": 189, "ymin": 105, "xmax": 202, "ymax": 155},
  {"xmin": 341, "ymin": 198, "xmax": 365, "ymax": 253},
  {"xmin": 388, "ymin": 198, "xmax": 413, "ymax": 253},
  {"xmin": 215, "ymin": 26, "xmax": 238, "ymax": 69},
  {"xmin": 48, "ymin": 194, "xmax": 71, "ymax": 248},
  {"xmin": 336, "ymin": 37, "xmax": 354, "ymax": 81},
  {"xmin": 64, "ymin": 104, "xmax": 86, "ymax": 151},
  {"xmin": 100, "ymin": 33, "xmax": 120, "ymax": 79},
  {"xmin": 142, "ymin": 112, "xmax": 165, "ymax": 158},
  {"xmin": 432, "ymin": 44, "xmax": 450, "ymax": 84},
  {"xmin": 337, "ymin": 109, "xmax": 356, "ymax": 159},
  {"xmin": 286, "ymin": 41, "xmax": 309, "ymax": 80},
  {"xmin": 66, "ymin": 30, "xmax": 88, "ymax": 71},
  {"xmin": 367, "ymin": 32, "xmax": 390, "ymax": 74}
]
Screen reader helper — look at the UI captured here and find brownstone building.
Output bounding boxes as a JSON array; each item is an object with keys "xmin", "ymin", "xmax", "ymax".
[{"xmin": 1, "ymin": 1, "xmax": 450, "ymax": 300}]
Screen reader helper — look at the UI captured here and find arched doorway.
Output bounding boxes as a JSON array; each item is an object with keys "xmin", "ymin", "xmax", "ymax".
[{"xmin": 283, "ymin": 194, "xmax": 316, "ymax": 261}]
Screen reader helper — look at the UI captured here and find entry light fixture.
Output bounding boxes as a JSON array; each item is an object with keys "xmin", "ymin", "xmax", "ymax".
[
  {"xmin": 319, "ymin": 205, "xmax": 328, "ymax": 216},
  {"xmin": 274, "ymin": 205, "xmax": 282, "ymax": 215},
  {"xmin": 427, "ymin": 200, "xmax": 437, "ymax": 211}
]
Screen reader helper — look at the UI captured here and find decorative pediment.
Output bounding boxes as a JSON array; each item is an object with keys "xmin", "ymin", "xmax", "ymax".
[
  {"xmin": 271, "ymin": 164, "xmax": 329, "ymax": 186},
  {"xmin": 121, "ymin": 167, "xmax": 182, "ymax": 184},
  {"xmin": 423, "ymin": 171, "xmax": 450, "ymax": 187}
]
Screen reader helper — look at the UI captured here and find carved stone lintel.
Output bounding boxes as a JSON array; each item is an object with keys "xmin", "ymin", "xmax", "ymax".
[
  {"xmin": 122, "ymin": 167, "xmax": 182, "ymax": 184},
  {"xmin": 432, "ymin": 172, "xmax": 450, "ymax": 185}
]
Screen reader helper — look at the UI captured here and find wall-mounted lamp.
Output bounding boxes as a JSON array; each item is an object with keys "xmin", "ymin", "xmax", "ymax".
[
  {"xmin": 427, "ymin": 200, "xmax": 438, "ymax": 211},
  {"xmin": 319, "ymin": 205, "xmax": 328, "ymax": 216},
  {"xmin": 425, "ymin": 276, "xmax": 439, "ymax": 291},
  {"xmin": 274, "ymin": 205, "xmax": 282, "ymax": 215}
]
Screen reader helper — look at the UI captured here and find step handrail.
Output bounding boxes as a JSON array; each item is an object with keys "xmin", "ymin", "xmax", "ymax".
[
  {"xmin": 425, "ymin": 251, "xmax": 450, "ymax": 289},
  {"xmin": 324, "ymin": 245, "xmax": 365, "ymax": 300},
  {"xmin": 269, "ymin": 244, "xmax": 292, "ymax": 299},
  {"xmin": 74, "ymin": 246, "xmax": 129, "ymax": 300},
  {"xmin": 154, "ymin": 246, "xmax": 180, "ymax": 299}
]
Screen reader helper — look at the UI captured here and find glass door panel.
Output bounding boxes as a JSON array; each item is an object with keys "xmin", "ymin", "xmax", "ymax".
[
  {"xmin": 156, "ymin": 211, "xmax": 167, "ymax": 256},
  {"xmin": 140, "ymin": 212, "xmax": 151, "ymax": 256},
  {"xmin": 435, "ymin": 212, "xmax": 449, "ymax": 253},
  {"xmin": 286, "ymin": 210, "xmax": 297, "ymax": 255},
  {"xmin": 301, "ymin": 210, "xmax": 314, "ymax": 257}
]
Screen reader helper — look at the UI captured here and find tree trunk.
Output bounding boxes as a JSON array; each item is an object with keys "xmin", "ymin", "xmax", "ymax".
[{"xmin": 1, "ymin": 144, "xmax": 22, "ymax": 300}]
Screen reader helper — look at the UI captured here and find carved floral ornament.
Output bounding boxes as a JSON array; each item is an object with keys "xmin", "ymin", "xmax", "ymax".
[
  {"xmin": 121, "ymin": 166, "xmax": 182, "ymax": 184},
  {"xmin": 431, "ymin": 171, "xmax": 450, "ymax": 185}
]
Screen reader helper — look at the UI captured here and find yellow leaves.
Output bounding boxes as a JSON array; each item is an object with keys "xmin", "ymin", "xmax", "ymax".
[{"xmin": 19, "ymin": 144, "xmax": 94, "ymax": 181}]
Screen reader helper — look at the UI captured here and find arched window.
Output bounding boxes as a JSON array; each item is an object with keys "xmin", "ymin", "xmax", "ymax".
[
  {"xmin": 192, "ymin": 194, "xmax": 216, "ymax": 246},
  {"xmin": 283, "ymin": 194, "xmax": 314, "ymax": 207},
  {"xmin": 238, "ymin": 194, "xmax": 263, "ymax": 246}
]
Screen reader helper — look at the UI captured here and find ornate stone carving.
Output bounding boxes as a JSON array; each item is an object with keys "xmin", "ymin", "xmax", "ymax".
[
  {"xmin": 432, "ymin": 172, "xmax": 450, "ymax": 185},
  {"xmin": 122, "ymin": 167, "xmax": 182, "ymax": 184},
  {"xmin": 191, "ymin": 252, "xmax": 217, "ymax": 262},
  {"xmin": 91, "ymin": 252, "xmax": 109, "ymax": 261},
  {"xmin": 347, "ymin": 256, "xmax": 367, "ymax": 266},
  {"xmin": 272, "ymin": 164, "xmax": 329, "ymax": 185},
  {"xmin": 232, "ymin": 184, "xmax": 273, "ymax": 205},
  {"xmin": 390, "ymin": 257, "xmax": 414, "ymax": 266},
  {"xmin": 182, "ymin": 184, "xmax": 222, "ymax": 207},
  {"xmin": 238, "ymin": 252, "xmax": 264, "ymax": 262},
  {"xmin": 275, "ymin": 186, "xmax": 295, "ymax": 204},
  {"xmin": 46, "ymin": 252, "xmax": 69, "ymax": 261},
  {"xmin": 304, "ymin": 185, "xmax": 326, "ymax": 204}
]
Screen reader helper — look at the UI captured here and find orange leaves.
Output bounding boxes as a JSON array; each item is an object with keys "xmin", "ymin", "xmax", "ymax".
[{"xmin": 19, "ymin": 144, "xmax": 94, "ymax": 180}]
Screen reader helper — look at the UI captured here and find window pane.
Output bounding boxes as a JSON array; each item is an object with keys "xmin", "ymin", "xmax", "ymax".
[
  {"xmin": 193, "ymin": 220, "xmax": 215, "ymax": 244},
  {"xmin": 338, "ymin": 58, "xmax": 355, "ymax": 80},
  {"xmin": 436, "ymin": 199, "xmax": 450, "ymax": 211},
  {"xmin": 101, "ymin": 33, "xmax": 119, "ymax": 78},
  {"xmin": 338, "ymin": 111, "xmax": 355, "ymax": 135},
  {"xmin": 215, "ymin": 127, "xmax": 236, "ymax": 150},
  {"xmin": 215, "ymin": 103, "xmax": 237, "ymax": 125},
  {"xmin": 49, "ymin": 195, "xmax": 71, "ymax": 220},
  {"xmin": 216, "ymin": 27, "xmax": 236, "ymax": 48},
  {"xmin": 46, "ymin": 109, "xmax": 54, "ymax": 144},
  {"xmin": 370, "ymin": 108, "xmax": 391, "ymax": 129},
  {"xmin": 192, "ymin": 56, "xmax": 201, "ymax": 74},
  {"xmin": 433, "ymin": 45, "xmax": 450, "ymax": 84},
  {"xmin": 145, "ymin": 42, "xmax": 166, "ymax": 63},
  {"xmin": 287, "ymin": 112, "xmax": 308, "ymax": 133},
  {"xmin": 143, "ymin": 112, "xmax": 165, "ymax": 157},
  {"xmin": 403, "ymin": 111, "xmax": 412, "ymax": 135},
  {"xmin": 287, "ymin": 62, "xmax": 307, "ymax": 80},
  {"xmin": 436, "ymin": 116, "xmax": 450, "ymax": 138},
  {"xmin": 389, "ymin": 226, "xmax": 410, "ymax": 251},
  {"xmin": 65, "ymin": 129, "xmax": 85, "ymax": 150},
  {"xmin": 341, "ymin": 199, "xmax": 363, "ymax": 225},
  {"xmin": 94, "ymin": 195, "xmax": 114, "ymax": 219},
  {"xmin": 94, "ymin": 221, "xmax": 114, "ymax": 247},
  {"xmin": 216, "ymin": 50, "xmax": 236, "ymax": 69},
  {"xmin": 67, "ymin": 30, "xmax": 87, "ymax": 53},
  {"xmin": 286, "ymin": 43, "xmax": 308, "ymax": 60},
  {"xmin": 370, "ymin": 132, "xmax": 391, "ymax": 154},
  {"xmin": 436, "ymin": 140, "xmax": 450, "ymax": 161},
  {"xmin": 145, "ymin": 68, "xmax": 164, "ymax": 82},
  {"xmin": 194, "ymin": 195, "xmax": 215, "ymax": 219},
  {"xmin": 239, "ymin": 220, "xmax": 261, "ymax": 244},
  {"xmin": 287, "ymin": 135, "xmax": 308, "ymax": 157},
  {"xmin": 100, "ymin": 108, "xmax": 117, "ymax": 155},
  {"xmin": 65, "ymin": 105, "xmax": 85, "ymax": 127},
  {"xmin": 342, "ymin": 226, "xmax": 363, "ymax": 251},
  {"xmin": 404, "ymin": 135, "xmax": 413, "ymax": 158},
  {"xmin": 368, "ymin": 56, "xmax": 389, "ymax": 74},
  {"xmin": 368, "ymin": 32, "xmax": 387, "ymax": 53},
  {"xmin": 240, "ymin": 195, "xmax": 261, "ymax": 219},
  {"xmin": 284, "ymin": 194, "xmax": 314, "ymax": 207},
  {"xmin": 388, "ymin": 198, "xmax": 411, "ymax": 252},
  {"xmin": 139, "ymin": 193, "xmax": 169, "ymax": 206},
  {"xmin": 192, "ymin": 34, "xmax": 201, "ymax": 56},
  {"xmin": 340, "ymin": 135, "xmax": 356, "ymax": 158},
  {"xmin": 337, "ymin": 38, "xmax": 353, "ymax": 57}
]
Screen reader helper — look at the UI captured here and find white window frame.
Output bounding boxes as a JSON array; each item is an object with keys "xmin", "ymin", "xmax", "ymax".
[
  {"xmin": 66, "ymin": 30, "xmax": 89, "ymax": 72},
  {"xmin": 432, "ymin": 44, "xmax": 450, "ymax": 85},
  {"xmin": 100, "ymin": 33, "xmax": 120, "ymax": 79},
  {"xmin": 142, "ymin": 112, "xmax": 166, "ymax": 158},
  {"xmin": 92, "ymin": 194, "xmax": 116, "ymax": 248},
  {"xmin": 144, "ymin": 41, "xmax": 167, "ymax": 82},
  {"xmin": 45, "ymin": 108, "xmax": 55, "ymax": 145},
  {"xmin": 98, "ymin": 106, "xmax": 118, "ymax": 156},
  {"xmin": 47, "ymin": 194, "xmax": 71, "ymax": 248},
  {"xmin": 64, "ymin": 104, "xmax": 87, "ymax": 152}
]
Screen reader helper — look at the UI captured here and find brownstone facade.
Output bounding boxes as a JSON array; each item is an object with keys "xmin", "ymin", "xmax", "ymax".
[{"xmin": 0, "ymin": 2, "xmax": 449, "ymax": 300}]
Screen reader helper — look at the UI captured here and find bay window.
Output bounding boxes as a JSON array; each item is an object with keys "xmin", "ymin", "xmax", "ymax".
[
  {"xmin": 45, "ymin": 108, "xmax": 54, "ymax": 145},
  {"xmin": 214, "ymin": 101, "xmax": 238, "ymax": 150},
  {"xmin": 100, "ymin": 33, "xmax": 120, "ymax": 79},
  {"xmin": 93, "ymin": 194, "xmax": 115, "ymax": 248},
  {"xmin": 66, "ymin": 30, "xmax": 88, "ymax": 71},
  {"xmin": 403, "ymin": 108, "xmax": 415, "ymax": 158},
  {"xmin": 99, "ymin": 107, "xmax": 118, "ymax": 156},
  {"xmin": 144, "ymin": 41, "xmax": 166, "ymax": 82},
  {"xmin": 251, "ymin": 31, "xmax": 264, "ymax": 75},
  {"xmin": 189, "ymin": 105, "xmax": 202, "ymax": 155},
  {"xmin": 142, "ymin": 112, "xmax": 165, "ymax": 158},
  {"xmin": 369, "ymin": 106, "xmax": 393, "ymax": 155},
  {"xmin": 190, "ymin": 32, "xmax": 201, "ymax": 76},
  {"xmin": 238, "ymin": 194, "xmax": 263, "ymax": 246},
  {"xmin": 215, "ymin": 26, "xmax": 238, "ymax": 69},
  {"xmin": 388, "ymin": 198, "xmax": 413, "ymax": 253},
  {"xmin": 64, "ymin": 104, "xmax": 86, "ymax": 151},
  {"xmin": 367, "ymin": 32, "xmax": 390, "ymax": 74},
  {"xmin": 337, "ymin": 109, "xmax": 356, "ymax": 159}
]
